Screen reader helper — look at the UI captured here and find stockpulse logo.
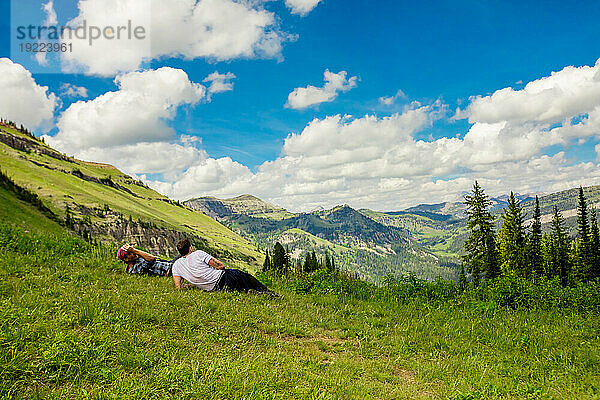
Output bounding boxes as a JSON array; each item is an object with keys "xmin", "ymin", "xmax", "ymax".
[{"xmin": 16, "ymin": 19, "xmax": 147, "ymax": 46}]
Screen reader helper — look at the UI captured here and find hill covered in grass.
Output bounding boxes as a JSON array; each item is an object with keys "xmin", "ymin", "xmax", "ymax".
[{"xmin": 0, "ymin": 122, "xmax": 262, "ymax": 269}]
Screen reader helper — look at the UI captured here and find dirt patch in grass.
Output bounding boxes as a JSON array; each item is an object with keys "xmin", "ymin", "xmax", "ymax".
[{"xmin": 392, "ymin": 367, "xmax": 417, "ymax": 384}]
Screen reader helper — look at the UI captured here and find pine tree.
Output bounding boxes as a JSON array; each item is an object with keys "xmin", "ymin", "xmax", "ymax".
[
  {"xmin": 485, "ymin": 230, "xmax": 500, "ymax": 278},
  {"xmin": 498, "ymin": 192, "xmax": 527, "ymax": 276},
  {"xmin": 541, "ymin": 233, "xmax": 552, "ymax": 276},
  {"xmin": 528, "ymin": 196, "xmax": 543, "ymax": 275},
  {"xmin": 576, "ymin": 187, "xmax": 591, "ymax": 281},
  {"xmin": 262, "ymin": 249, "xmax": 271, "ymax": 272},
  {"xmin": 272, "ymin": 242, "xmax": 289, "ymax": 275},
  {"xmin": 311, "ymin": 251, "xmax": 318, "ymax": 271},
  {"xmin": 324, "ymin": 252, "xmax": 332, "ymax": 272},
  {"xmin": 589, "ymin": 208, "xmax": 600, "ymax": 280},
  {"xmin": 303, "ymin": 253, "xmax": 311, "ymax": 273},
  {"xmin": 550, "ymin": 206, "xmax": 570, "ymax": 286},
  {"xmin": 462, "ymin": 181, "xmax": 500, "ymax": 282}
]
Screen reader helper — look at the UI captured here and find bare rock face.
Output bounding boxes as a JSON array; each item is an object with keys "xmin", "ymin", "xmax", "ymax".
[
  {"xmin": 76, "ymin": 221, "xmax": 188, "ymax": 257},
  {"xmin": 0, "ymin": 128, "xmax": 74, "ymax": 163},
  {"xmin": 72, "ymin": 206, "xmax": 211, "ymax": 258}
]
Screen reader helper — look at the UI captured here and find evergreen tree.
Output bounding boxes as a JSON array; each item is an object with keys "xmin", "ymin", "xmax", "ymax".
[
  {"xmin": 303, "ymin": 253, "xmax": 311, "ymax": 273},
  {"xmin": 303, "ymin": 251, "xmax": 319, "ymax": 273},
  {"xmin": 262, "ymin": 249, "xmax": 271, "ymax": 272},
  {"xmin": 528, "ymin": 196, "xmax": 543, "ymax": 275},
  {"xmin": 311, "ymin": 251, "xmax": 319, "ymax": 271},
  {"xmin": 589, "ymin": 208, "xmax": 600, "ymax": 280},
  {"xmin": 576, "ymin": 187, "xmax": 591, "ymax": 281},
  {"xmin": 331, "ymin": 256, "xmax": 336, "ymax": 272},
  {"xmin": 462, "ymin": 181, "xmax": 499, "ymax": 282},
  {"xmin": 485, "ymin": 230, "xmax": 500, "ymax": 278},
  {"xmin": 324, "ymin": 252, "xmax": 332, "ymax": 272},
  {"xmin": 541, "ymin": 233, "xmax": 553, "ymax": 276},
  {"xmin": 271, "ymin": 242, "xmax": 289, "ymax": 274},
  {"xmin": 550, "ymin": 206, "xmax": 570, "ymax": 286},
  {"xmin": 498, "ymin": 192, "xmax": 526, "ymax": 276}
]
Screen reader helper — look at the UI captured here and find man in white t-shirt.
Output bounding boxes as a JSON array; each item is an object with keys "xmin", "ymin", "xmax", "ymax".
[{"xmin": 172, "ymin": 239, "xmax": 275, "ymax": 295}]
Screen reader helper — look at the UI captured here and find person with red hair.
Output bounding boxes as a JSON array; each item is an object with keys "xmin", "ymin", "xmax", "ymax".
[{"xmin": 116, "ymin": 243, "xmax": 176, "ymax": 276}]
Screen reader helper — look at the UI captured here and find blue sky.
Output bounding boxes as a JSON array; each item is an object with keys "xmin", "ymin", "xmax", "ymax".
[{"xmin": 1, "ymin": 0, "xmax": 600, "ymax": 211}]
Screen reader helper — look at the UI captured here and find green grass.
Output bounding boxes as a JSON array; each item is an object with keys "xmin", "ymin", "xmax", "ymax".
[
  {"xmin": 1, "ymin": 223, "xmax": 599, "ymax": 399},
  {"xmin": 0, "ymin": 185, "xmax": 65, "ymax": 236}
]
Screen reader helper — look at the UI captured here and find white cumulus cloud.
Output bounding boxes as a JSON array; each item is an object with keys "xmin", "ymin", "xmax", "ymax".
[
  {"xmin": 461, "ymin": 58, "xmax": 600, "ymax": 125},
  {"xmin": 60, "ymin": 0, "xmax": 292, "ymax": 76},
  {"xmin": 35, "ymin": 1, "xmax": 58, "ymax": 67},
  {"xmin": 46, "ymin": 67, "xmax": 205, "ymax": 152},
  {"xmin": 0, "ymin": 58, "xmax": 57, "ymax": 130},
  {"xmin": 43, "ymin": 67, "xmax": 209, "ymax": 179},
  {"xmin": 379, "ymin": 89, "xmax": 407, "ymax": 105},
  {"xmin": 25, "ymin": 57, "xmax": 600, "ymax": 213},
  {"xmin": 286, "ymin": 69, "xmax": 358, "ymax": 110},
  {"xmin": 285, "ymin": 0, "xmax": 322, "ymax": 16},
  {"xmin": 60, "ymin": 83, "xmax": 89, "ymax": 98},
  {"xmin": 77, "ymin": 141, "xmax": 208, "ymax": 179},
  {"xmin": 203, "ymin": 71, "xmax": 236, "ymax": 100}
]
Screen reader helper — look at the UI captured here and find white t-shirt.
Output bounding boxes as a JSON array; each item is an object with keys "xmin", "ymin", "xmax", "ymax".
[{"xmin": 172, "ymin": 250, "xmax": 224, "ymax": 291}]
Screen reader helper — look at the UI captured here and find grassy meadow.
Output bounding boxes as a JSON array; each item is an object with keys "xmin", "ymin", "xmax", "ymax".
[{"xmin": 1, "ymin": 221, "xmax": 599, "ymax": 399}]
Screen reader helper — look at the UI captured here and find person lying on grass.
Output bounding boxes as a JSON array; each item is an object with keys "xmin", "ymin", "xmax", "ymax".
[
  {"xmin": 173, "ymin": 238, "xmax": 276, "ymax": 295},
  {"xmin": 117, "ymin": 244, "xmax": 177, "ymax": 276}
]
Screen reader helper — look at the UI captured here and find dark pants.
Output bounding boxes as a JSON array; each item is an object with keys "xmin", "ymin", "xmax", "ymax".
[{"xmin": 215, "ymin": 269, "xmax": 270, "ymax": 293}]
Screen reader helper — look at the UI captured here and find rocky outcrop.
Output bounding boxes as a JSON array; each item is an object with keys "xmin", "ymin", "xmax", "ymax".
[
  {"xmin": 75, "ymin": 219, "xmax": 192, "ymax": 258},
  {"xmin": 0, "ymin": 128, "xmax": 74, "ymax": 163}
]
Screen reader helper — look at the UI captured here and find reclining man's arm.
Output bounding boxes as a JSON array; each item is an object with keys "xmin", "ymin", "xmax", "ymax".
[
  {"xmin": 208, "ymin": 258, "xmax": 225, "ymax": 270},
  {"xmin": 123, "ymin": 244, "xmax": 156, "ymax": 262}
]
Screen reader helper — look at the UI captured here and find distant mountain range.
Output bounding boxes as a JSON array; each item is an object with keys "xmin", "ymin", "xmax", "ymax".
[
  {"xmin": 184, "ymin": 195, "xmax": 454, "ymax": 281},
  {"xmin": 184, "ymin": 185, "xmax": 600, "ymax": 282},
  {"xmin": 185, "ymin": 194, "xmax": 289, "ymax": 220}
]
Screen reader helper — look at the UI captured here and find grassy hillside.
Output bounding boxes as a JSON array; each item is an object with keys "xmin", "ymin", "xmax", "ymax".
[
  {"xmin": 1, "ymin": 223, "xmax": 598, "ymax": 399},
  {"xmin": 0, "ymin": 122, "xmax": 262, "ymax": 269},
  {"xmin": 520, "ymin": 185, "xmax": 600, "ymax": 231},
  {"xmin": 0, "ymin": 183, "xmax": 65, "ymax": 237}
]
